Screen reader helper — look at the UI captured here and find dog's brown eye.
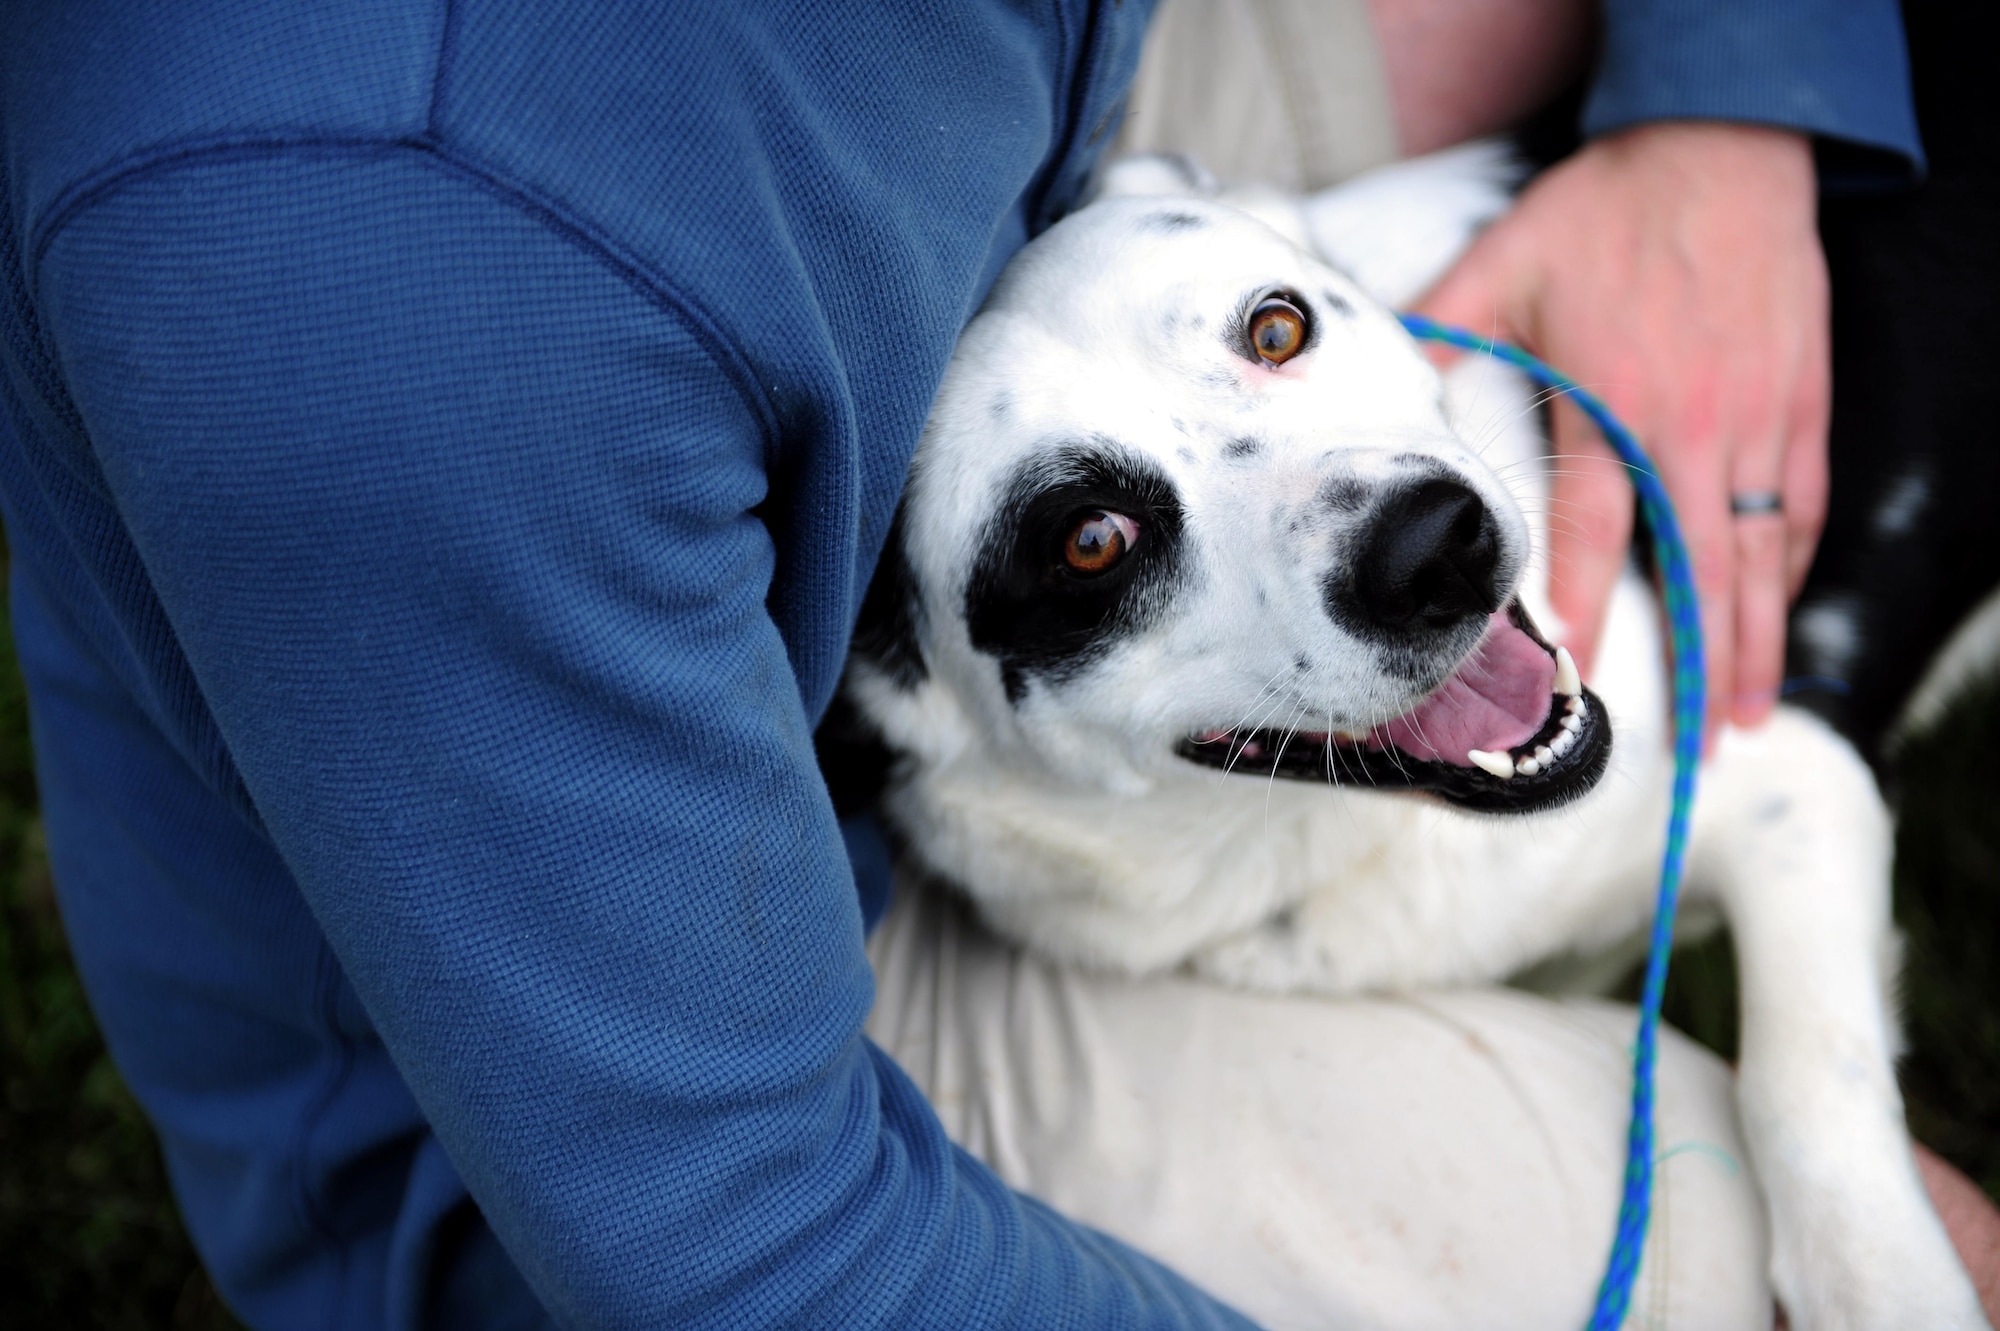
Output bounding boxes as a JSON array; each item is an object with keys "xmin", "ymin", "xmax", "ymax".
[
  {"xmin": 1249, "ymin": 298, "xmax": 1306, "ymax": 365},
  {"xmin": 1063, "ymin": 510, "xmax": 1138, "ymax": 575}
]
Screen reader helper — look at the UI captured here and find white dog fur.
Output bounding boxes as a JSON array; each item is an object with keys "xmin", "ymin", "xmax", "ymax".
[{"xmin": 844, "ymin": 144, "xmax": 1988, "ymax": 1329}]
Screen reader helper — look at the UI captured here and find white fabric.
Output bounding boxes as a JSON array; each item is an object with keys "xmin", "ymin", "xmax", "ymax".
[
  {"xmin": 867, "ymin": 881, "xmax": 1774, "ymax": 1330},
  {"xmin": 1115, "ymin": 0, "xmax": 1401, "ymax": 192}
]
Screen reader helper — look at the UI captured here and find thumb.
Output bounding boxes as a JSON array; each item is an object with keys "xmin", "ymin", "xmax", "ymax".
[
  {"xmin": 1410, "ymin": 225, "xmax": 1529, "ymax": 356},
  {"xmin": 1542, "ymin": 400, "xmax": 1634, "ymax": 681}
]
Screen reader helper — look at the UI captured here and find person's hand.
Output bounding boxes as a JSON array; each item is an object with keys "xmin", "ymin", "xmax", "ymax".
[{"xmin": 1416, "ymin": 122, "xmax": 1829, "ymax": 733}]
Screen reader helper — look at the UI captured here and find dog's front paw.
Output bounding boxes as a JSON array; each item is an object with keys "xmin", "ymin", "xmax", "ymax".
[{"xmin": 1768, "ymin": 1190, "xmax": 1991, "ymax": 1331}]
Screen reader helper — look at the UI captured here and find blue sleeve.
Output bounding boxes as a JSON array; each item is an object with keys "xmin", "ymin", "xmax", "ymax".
[
  {"xmin": 35, "ymin": 146, "xmax": 1255, "ymax": 1330},
  {"xmin": 1589, "ymin": 0, "xmax": 1925, "ymax": 188}
]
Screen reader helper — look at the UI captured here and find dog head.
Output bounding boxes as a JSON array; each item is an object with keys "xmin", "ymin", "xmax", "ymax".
[{"xmin": 842, "ymin": 195, "xmax": 1611, "ymax": 959}]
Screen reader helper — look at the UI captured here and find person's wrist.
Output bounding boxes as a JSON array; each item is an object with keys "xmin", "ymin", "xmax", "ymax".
[{"xmin": 1592, "ymin": 121, "xmax": 1815, "ymax": 215}]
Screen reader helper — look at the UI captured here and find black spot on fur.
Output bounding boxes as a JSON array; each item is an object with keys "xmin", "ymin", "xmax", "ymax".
[
  {"xmin": 965, "ymin": 442, "xmax": 1188, "ymax": 702},
  {"xmin": 1176, "ymin": 446, "xmax": 1198, "ymax": 464},
  {"xmin": 1293, "ymin": 654, "xmax": 1312, "ymax": 674},
  {"xmin": 1319, "ymin": 476, "xmax": 1367, "ymax": 511},
  {"xmin": 849, "ymin": 509, "xmax": 927, "ymax": 689},
  {"xmin": 1145, "ymin": 210, "xmax": 1208, "ymax": 233},
  {"xmin": 1754, "ymin": 796, "xmax": 1793, "ymax": 825},
  {"xmin": 1170, "ymin": 418, "xmax": 1188, "ymax": 434},
  {"xmin": 1375, "ymin": 642, "xmax": 1460, "ymax": 687},
  {"xmin": 1320, "ymin": 287, "xmax": 1354, "ymax": 317},
  {"xmin": 989, "ymin": 391, "xmax": 1013, "ymax": 422},
  {"xmin": 813, "ymin": 690, "xmax": 899, "ymax": 820},
  {"xmin": 1224, "ymin": 436, "xmax": 1264, "ymax": 460}
]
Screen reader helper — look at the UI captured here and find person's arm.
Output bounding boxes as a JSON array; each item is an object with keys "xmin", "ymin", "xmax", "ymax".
[
  {"xmin": 1417, "ymin": 0, "xmax": 1920, "ymax": 732},
  {"xmin": 37, "ymin": 145, "xmax": 1257, "ymax": 1330},
  {"xmin": 1585, "ymin": 0, "xmax": 1923, "ymax": 188}
]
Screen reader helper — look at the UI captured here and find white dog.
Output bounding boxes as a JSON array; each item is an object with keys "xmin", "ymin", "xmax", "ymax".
[{"xmin": 840, "ymin": 146, "xmax": 1988, "ymax": 1329}]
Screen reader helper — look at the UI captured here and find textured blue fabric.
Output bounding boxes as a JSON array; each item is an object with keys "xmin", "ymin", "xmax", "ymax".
[
  {"xmin": 1592, "ymin": 0, "xmax": 1925, "ymax": 187},
  {"xmin": 0, "ymin": 2, "xmax": 1923, "ymax": 1328},
  {"xmin": 0, "ymin": 3, "xmax": 1264, "ymax": 1328}
]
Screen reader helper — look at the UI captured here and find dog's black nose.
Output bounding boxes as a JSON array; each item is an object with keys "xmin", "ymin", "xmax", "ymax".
[{"xmin": 1346, "ymin": 479, "xmax": 1501, "ymax": 632}]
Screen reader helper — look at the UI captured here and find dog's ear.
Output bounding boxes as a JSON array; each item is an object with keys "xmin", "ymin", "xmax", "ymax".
[
  {"xmin": 1299, "ymin": 139, "xmax": 1526, "ymax": 308},
  {"xmin": 850, "ymin": 509, "xmax": 926, "ymax": 692},
  {"xmin": 813, "ymin": 689, "xmax": 897, "ymax": 820},
  {"xmin": 1087, "ymin": 152, "xmax": 1220, "ymax": 207},
  {"xmin": 816, "ymin": 510, "xmax": 926, "ymax": 816}
]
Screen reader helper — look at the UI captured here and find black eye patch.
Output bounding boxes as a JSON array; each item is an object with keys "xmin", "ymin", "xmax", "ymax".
[{"xmin": 965, "ymin": 442, "xmax": 1187, "ymax": 703}]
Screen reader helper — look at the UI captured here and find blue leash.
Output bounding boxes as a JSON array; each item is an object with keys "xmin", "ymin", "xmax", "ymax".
[{"xmin": 1398, "ymin": 314, "xmax": 1708, "ymax": 1331}]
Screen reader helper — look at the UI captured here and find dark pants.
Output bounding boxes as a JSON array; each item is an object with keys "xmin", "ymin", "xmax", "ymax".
[{"xmin": 1790, "ymin": 0, "xmax": 2000, "ymax": 766}]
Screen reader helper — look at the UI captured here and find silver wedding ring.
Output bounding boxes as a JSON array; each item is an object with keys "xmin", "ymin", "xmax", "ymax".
[{"xmin": 1729, "ymin": 490, "xmax": 1784, "ymax": 517}]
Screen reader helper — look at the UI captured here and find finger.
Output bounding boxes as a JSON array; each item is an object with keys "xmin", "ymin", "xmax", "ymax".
[
  {"xmin": 1781, "ymin": 328, "xmax": 1832, "ymax": 599},
  {"xmin": 1671, "ymin": 457, "xmax": 1736, "ymax": 746},
  {"xmin": 1727, "ymin": 333, "xmax": 1810, "ymax": 727},
  {"xmin": 1731, "ymin": 505, "xmax": 1789, "ymax": 727},
  {"xmin": 1411, "ymin": 225, "xmax": 1524, "ymax": 358},
  {"xmin": 1781, "ymin": 430, "xmax": 1830, "ymax": 598},
  {"xmin": 1542, "ymin": 398, "xmax": 1633, "ymax": 680}
]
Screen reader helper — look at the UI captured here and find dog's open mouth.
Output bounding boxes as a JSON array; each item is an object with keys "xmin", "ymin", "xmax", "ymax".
[{"xmin": 1175, "ymin": 601, "xmax": 1611, "ymax": 813}]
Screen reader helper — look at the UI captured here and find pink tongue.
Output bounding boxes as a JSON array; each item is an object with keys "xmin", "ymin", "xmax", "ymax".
[{"xmin": 1373, "ymin": 612, "xmax": 1556, "ymax": 764}]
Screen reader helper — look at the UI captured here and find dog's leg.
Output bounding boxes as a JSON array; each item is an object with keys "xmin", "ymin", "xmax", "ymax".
[{"xmin": 1693, "ymin": 707, "xmax": 1989, "ymax": 1329}]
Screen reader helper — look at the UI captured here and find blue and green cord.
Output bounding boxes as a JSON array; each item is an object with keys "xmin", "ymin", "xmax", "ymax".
[{"xmin": 1397, "ymin": 313, "xmax": 1708, "ymax": 1331}]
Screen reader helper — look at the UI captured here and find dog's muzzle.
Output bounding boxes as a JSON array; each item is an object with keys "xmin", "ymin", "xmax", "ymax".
[{"xmin": 1177, "ymin": 598, "xmax": 1612, "ymax": 814}]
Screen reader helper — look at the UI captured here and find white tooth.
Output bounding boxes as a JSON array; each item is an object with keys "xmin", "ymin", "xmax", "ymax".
[
  {"xmin": 1553, "ymin": 646, "xmax": 1581, "ymax": 697},
  {"xmin": 1566, "ymin": 695, "xmax": 1584, "ymax": 715},
  {"xmin": 1534, "ymin": 745, "xmax": 1554, "ymax": 765},
  {"xmin": 1560, "ymin": 713, "xmax": 1583, "ymax": 732},
  {"xmin": 1517, "ymin": 756, "xmax": 1542, "ymax": 776},
  {"xmin": 1467, "ymin": 749, "xmax": 1515, "ymax": 779},
  {"xmin": 1550, "ymin": 729, "xmax": 1577, "ymax": 757}
]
